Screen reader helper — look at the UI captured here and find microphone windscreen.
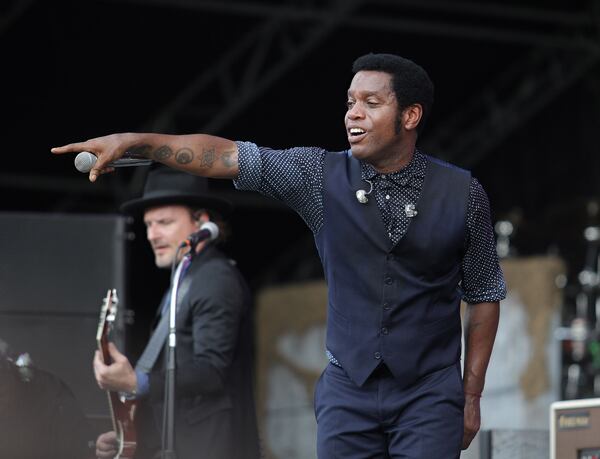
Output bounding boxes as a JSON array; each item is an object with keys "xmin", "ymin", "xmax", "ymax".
[
  {"xmin": 201, "ymin": 221, "xmax": 219, "ymax": 241},
  {"xmin": 74, "ymin": 151, "xmax": 97, "ymax": 173}
]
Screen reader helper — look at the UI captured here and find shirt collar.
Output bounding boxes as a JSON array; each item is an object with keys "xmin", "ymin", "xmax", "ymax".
[{"xmin": 360, "ymin": 150, "xmax": 427, "ymax": 186}]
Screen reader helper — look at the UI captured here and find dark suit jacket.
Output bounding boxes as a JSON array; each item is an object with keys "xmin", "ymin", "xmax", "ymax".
[{"xmin": 136, "ymin": 245, "xmax": 260, "ymax": 459}]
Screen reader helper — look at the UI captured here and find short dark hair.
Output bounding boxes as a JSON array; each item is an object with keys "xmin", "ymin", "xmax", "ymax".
[{"xmin": 352, "ymin": 53, "xmax": 434, "ymax": 134}]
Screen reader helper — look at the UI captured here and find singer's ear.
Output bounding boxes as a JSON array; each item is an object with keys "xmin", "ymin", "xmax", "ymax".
[{"xmin": 402, "ymin": 104, "xmax": 423, "ymax": 132}]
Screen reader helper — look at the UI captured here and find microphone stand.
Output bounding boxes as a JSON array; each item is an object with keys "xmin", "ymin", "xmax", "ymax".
[{"xmin": 161, "ymin": 249, "xmax": 192, "ymax": 459}]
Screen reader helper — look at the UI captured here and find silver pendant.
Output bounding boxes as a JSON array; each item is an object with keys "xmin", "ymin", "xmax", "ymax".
[{"xmin": 405, "ymin": 203, "xmax": 418, "ymax": 218}]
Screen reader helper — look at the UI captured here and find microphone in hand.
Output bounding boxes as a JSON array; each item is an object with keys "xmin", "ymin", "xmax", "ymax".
[{"xmin": 74, "ymin": 151, "xmax": 153, "ymax": 173}]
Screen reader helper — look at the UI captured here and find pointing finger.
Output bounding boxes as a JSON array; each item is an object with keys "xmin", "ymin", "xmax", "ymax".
[{"xmin": 51, "ymin": 142, "xmax": 90, "ymax": 155}]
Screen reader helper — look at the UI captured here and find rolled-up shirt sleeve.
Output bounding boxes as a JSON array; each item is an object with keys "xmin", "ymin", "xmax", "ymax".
[
  {"xmin": 461, "ymin": 178, "xmax": 507, "ymax": 304},
  {"xmin": 233, "ymin": 141, "xmax": 264, "ymax": 192}
]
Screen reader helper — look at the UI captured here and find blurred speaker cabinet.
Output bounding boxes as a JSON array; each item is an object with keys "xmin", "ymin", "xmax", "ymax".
[
  {"xmin": 0, "ymin": 212, "xmax": 129, "ymax": 425},
  {"xmin": 551, "ymin": 398, "xmax": 600, "ymax": 459}
]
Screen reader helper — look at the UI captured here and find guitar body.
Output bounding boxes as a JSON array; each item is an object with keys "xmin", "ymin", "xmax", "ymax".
[
  {"xmin": 97, "ymin": 289, "xmax": 137, "ymax": 459},
  {"xmin": 109, "ymin": 392, "xmax": 137, "ymax": 459}
]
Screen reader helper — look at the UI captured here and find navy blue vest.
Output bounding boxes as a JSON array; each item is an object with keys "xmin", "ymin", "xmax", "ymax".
[{"xmin": 315, "ymin": 151, "xmax": 471, "ymax": 387}]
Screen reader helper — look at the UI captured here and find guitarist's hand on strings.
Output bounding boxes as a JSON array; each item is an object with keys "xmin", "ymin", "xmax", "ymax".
[
  {"xmin": 93, "ymin": 342, "xmax": 137, "ymax": 394},
  {"xmin": 95, "ymin": 431, "xmax": 119, "ymax": 459}
]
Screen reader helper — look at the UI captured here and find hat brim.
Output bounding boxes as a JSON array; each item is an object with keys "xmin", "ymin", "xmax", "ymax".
[{"xmin": 120, "ymin": 192, "xmax": 233, "ymax": 216}]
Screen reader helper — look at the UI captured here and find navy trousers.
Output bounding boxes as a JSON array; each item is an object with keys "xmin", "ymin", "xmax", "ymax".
[{"xmin": 314, "ymin": 362, "xmax": 464, "ymax": 459}]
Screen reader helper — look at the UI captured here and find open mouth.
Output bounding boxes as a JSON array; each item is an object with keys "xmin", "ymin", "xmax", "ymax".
[{"xmin": 348, "ymin": 127, "xmax": 367, "ymax": 143}]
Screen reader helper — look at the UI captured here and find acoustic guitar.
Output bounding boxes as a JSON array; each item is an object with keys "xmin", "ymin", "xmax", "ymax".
[{"xmin": 96, "ymin": 288, "xmax": 137, "ymax": 459}]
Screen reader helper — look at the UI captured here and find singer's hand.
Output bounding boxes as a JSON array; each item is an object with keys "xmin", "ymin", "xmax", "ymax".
[
  {"xmin": 462, "ymin": 392, "xmax": 481, "ymax": 449},
  {"xmin": 51, "ymin": 133, "xmax": 131, "ymax": 182}
]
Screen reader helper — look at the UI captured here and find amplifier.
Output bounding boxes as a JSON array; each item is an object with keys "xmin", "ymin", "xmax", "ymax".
[{"xmin": 550, "ymin": 398, "xmax": 600, "ymax": 459}]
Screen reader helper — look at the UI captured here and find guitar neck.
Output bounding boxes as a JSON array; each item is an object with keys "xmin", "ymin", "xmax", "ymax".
[
  {"xmin": 97, "ymin": 325, "xmax": 119, "ymax": 433},
  {"xmin": 95, "ymin": 289, "xmax": 137, "ymax": 459}
]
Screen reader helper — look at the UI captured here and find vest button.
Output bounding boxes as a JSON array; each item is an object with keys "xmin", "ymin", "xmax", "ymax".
[
  {"xmin": 374, "ymin": 351, "xmax": 381, "ymax": 360},
  {"xmin": 381, "ymin": 327, "xmax": 389, "ymax": 335},
  {"xmin": 386, "ymin": 254, "xmax": 395, "ymax": 261},
  {"xmin": 383, "ymin": 302, "xmax": 391, "ymax": 310},
  {"xmin": 384, "ymin": 277, "xmax": 393, "ymax": 285}
]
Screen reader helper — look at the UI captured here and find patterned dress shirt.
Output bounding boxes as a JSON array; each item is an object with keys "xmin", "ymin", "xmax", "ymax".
[{"xmin": 234, "ymin": 141, "xmax": 506, "ymax": 304}]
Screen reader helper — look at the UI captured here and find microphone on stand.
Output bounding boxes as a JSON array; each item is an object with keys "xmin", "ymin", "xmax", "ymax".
[
  {"xmin": 180, "ymin": 221, "xmax": 219, "ymax": 249},
  {"xmin": 74, "ymin": 151, "xmax": 153, "ymax": 173}
]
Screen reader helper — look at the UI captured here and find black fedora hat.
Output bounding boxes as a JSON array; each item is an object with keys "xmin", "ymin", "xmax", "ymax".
[{"xmin": 120, "ymin": 165, "xmax": 233, "ymax": 216}]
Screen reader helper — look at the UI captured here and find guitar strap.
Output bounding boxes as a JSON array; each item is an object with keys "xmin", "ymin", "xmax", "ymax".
[{"xmin": 135, "ymin": 259, "xmax": 193, "ymax": 374}]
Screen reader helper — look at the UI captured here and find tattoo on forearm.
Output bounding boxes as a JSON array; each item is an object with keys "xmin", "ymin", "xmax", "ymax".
[
  {"xmin": 221, "ymin": 150, "xmax": 237, "ymax": 168},
  {"xmin": 198, "ymin": 147, "xmax": 216, "ymax": 169},
  {"xmin": 175, "ymin": 148, "xmax": 193, "ymax": 164},
  {"xmin": 128, "ymin": 144, "xmax": 153, "ymax": 158},
  {"xmin": 153, "ymin": 146, "xmax": 173, "ymax": 161}
]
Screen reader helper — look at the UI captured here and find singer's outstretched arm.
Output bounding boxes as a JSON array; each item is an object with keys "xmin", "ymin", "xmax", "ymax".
[{"xmin": 51, "ymin": 133, "xmax": 239, "ymax": 182}]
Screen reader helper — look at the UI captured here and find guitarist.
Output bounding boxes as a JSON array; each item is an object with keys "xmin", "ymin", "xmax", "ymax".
[{"xmin": 93, "ymin": 166, "xmax": 260, "ymax": 459}]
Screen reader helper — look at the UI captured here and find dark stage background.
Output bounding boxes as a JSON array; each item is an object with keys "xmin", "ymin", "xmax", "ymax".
[
  {"xmin": 2, "ymin": 0, "xmax": 598, "ymax": 279},
  {"xmin": 3, "ymin": 0, "xmax": 600, "ymax": 277},
  {"xmin": 1, "ymin": 0, "xmax": 599, "ymax": 454}
]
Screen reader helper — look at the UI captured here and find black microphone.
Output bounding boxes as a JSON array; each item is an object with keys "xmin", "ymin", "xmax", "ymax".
[
  {"xmin": 180, "ymin": 221, "xmax": 219, "ymax": 249},
  {"xmin": 74, "ymin": 151, "xmax": 153, "ymax": 173}
]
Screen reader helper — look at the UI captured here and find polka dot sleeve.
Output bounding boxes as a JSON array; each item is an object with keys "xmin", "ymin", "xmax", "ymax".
[
  {"xmin": 233, "ymin": 141, "xmax": 326, "ymax": 234},
  {"xmin": 461, "ymin": 178, "xmax": 507, "ymax": 304}
]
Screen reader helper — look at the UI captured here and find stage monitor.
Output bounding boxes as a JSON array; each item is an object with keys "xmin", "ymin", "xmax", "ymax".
[{"xmin": 550, "ymin": 398, "xmax": 600, "ymax": 459}]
